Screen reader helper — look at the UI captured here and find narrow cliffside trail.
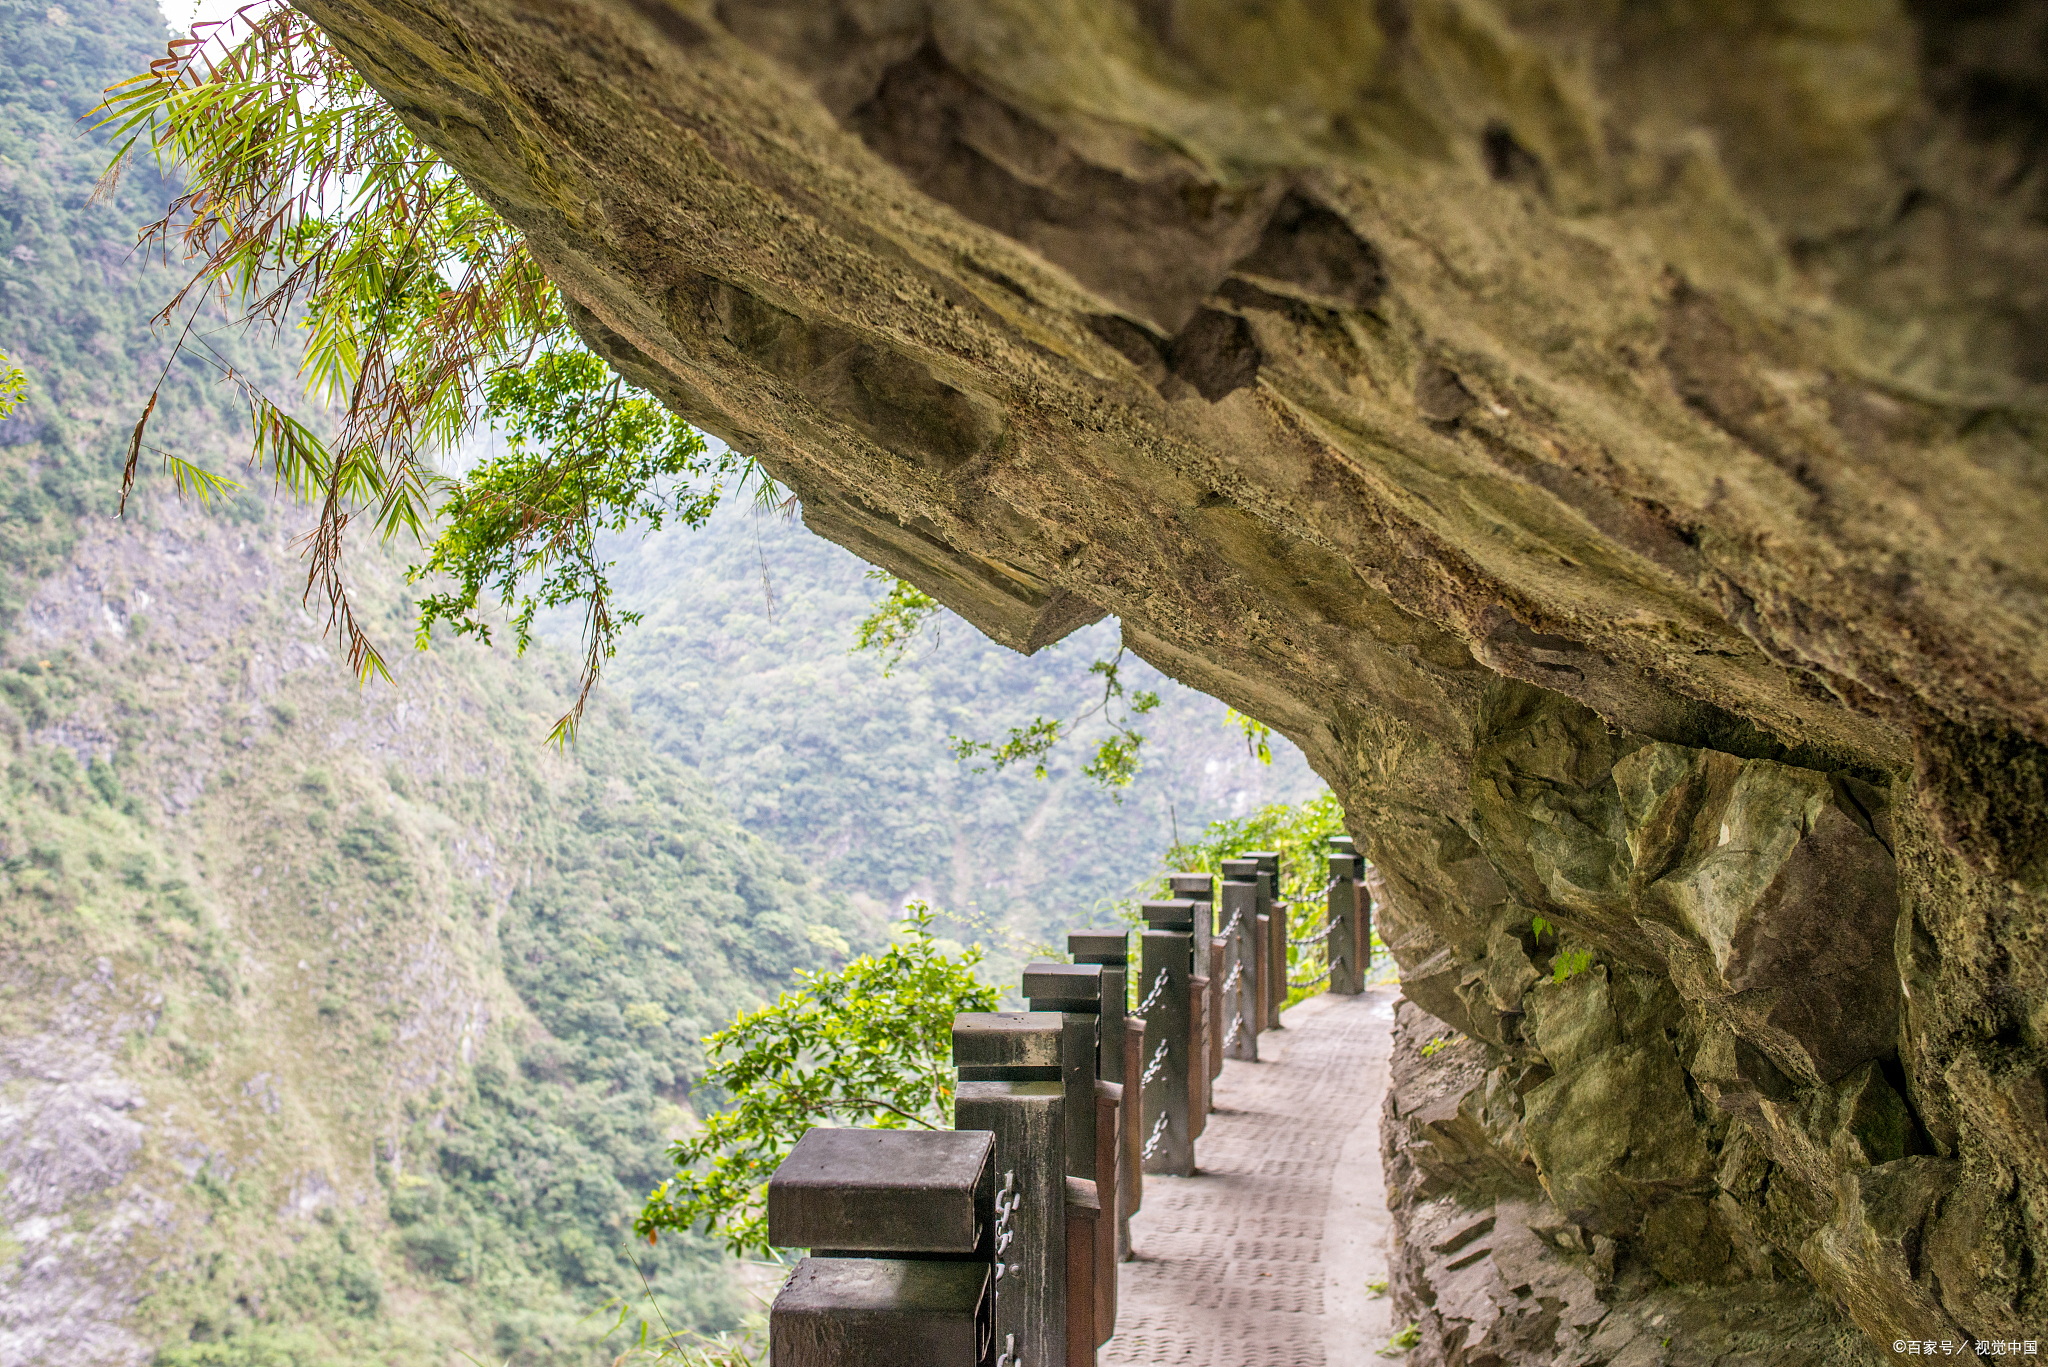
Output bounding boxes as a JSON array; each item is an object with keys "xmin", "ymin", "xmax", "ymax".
[{"xmin": 1106, "ymin": 988, "xmax": 1398, "ymax": 1367}]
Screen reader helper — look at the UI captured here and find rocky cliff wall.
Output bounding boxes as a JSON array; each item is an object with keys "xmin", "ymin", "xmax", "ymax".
[{"xmin": 292, "ymin": 0, "xmax": 2048, "ymax": 1354}]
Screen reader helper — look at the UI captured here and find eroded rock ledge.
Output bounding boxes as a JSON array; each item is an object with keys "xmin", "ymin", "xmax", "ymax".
[{"xmin": 294, "ymin": 0, "xmax": 2048, "ymax": 1354}]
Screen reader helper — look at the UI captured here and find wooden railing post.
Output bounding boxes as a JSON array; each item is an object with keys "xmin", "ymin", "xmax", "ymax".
[
  {"xmin": 1327, "ymin": 846, "xmax": 1363, "ymax": 995},
  {"xmin": 1121, "ymin": 1015, "xmax": 1144, "ymax": 1252},
  {"xmin": 1065, "ymin": 930, "xmax": 1129, "ymax": 1332},
  {"xmin": 1167, "ymin": 874, "xmax": 1214, "ymax": 1135},
  {"xmin": 1023, "ymin": 965, "xmax": 1102, "ymax": 1185},
  {"xmin": 1063, "ymin": 1177, "xmax": 1100, "ymax": 1367},
  {"xmin": 953, "ymin": 1013, "xmax": 1069, "ymax": 1367},
  {"xmin": 1024, "ymin": 960, "xmax": 1117, "ymax": 1345},
  {"xmin": 1218, "ymin": 861, "xmax": 1261, "ymax": 1061},
  {"xmin": 1137, "ymin": 900, "xmax": 1195, "ymax": 1176},
  {"xmin": 1247, "ymin": 851, "xmax": 1285, "ymax": 1026},
  {"xmin": 1065, "ymin": 932, "xmax": 1129, "ymax": 1090},
  {"xmin": 1331, "ymin": 835, "xmax": 1372, "ymax": 980},
  {"xmin": 767, "ymin": 1128, "xmax": 998, "ymax": 1367}
]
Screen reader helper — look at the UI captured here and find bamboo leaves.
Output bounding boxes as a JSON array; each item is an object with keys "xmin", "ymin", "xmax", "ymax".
[
  {"xmin": 93, "ymin": 4, "xmax": 741, "ymax": 731},
  {"xmin": 410, "ymin": 352, "xmax": 751, "ymax": 744}
]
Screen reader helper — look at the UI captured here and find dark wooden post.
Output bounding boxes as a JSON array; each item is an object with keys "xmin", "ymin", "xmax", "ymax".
[
  {"xmin": 1174, "ymin": 877, "xmax": 1224, "ymax": 1092},
  {"xmin": 773, "ymin": 1261, "xmax": 995, "ymax": 1367},
  {"xmin": 1023, "ymin": 964, "xmax": 1102, "ymax": 1185},
  {"xmin": 1071, "ymin": 930, "xmax": 1139, "ymax": 1267},
  {"xmin": 1065, "ymin": 931, "xmax": 1128, "ymax": 1088},
  {"xmin": 768, "ymin": 1127, "xmax": 995, "ymax": 1258},
  {"xmin": 1248, "ymin": 851, "xmax": 1285, "ymax": 1026},
  {"xmin": 1137, "ymin": 900, "xmax": 1194, "ymax": 1175},
  {"xmin": 1025, "ymin": 958, "xmax": 1117, "ymax": 1343},
  {"xmin": 953, "ymin": 1013, "xmax": 1069, "ymax": 1367},
  {"xmin": 1218, "ymin": 860, "xmax": 1260, "ymax": 1061},
  {"xmin": 1167, "ymin": 874, "xmax": 1214, "ymax": 1135},
  {"xmin": 1064, "ymin": 1177, "xmax": 1100, "ymax": 1367},
  {"xmin": 1121, "ymin": 1015, "xmax": 1144, "ymax": 1253},
  {"xmin": 1327, "ymin": 846, "xmax": 1364, "ymax": 995},
  {"xmin": 767, "ymin": 1127, "xmax": 998, "ymax": 1367},
  {"xmin": 1332, "ymin": 835, "xmax": 1373, "ymax": 980},
  {"xmin": 1091, "ymin": 1080, "xmax": 1120, "ymax": 1338}
]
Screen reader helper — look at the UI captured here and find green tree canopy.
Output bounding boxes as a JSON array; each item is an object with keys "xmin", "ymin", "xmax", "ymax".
[{"xmin": 636, "ymin": 906, "xmax": 1000, "ymax": 1258}]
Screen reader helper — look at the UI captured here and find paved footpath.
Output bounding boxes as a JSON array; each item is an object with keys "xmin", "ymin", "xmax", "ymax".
[{"xmin": 1102, "ymin": 986, "xmax": 1399, "ymax": 1367}]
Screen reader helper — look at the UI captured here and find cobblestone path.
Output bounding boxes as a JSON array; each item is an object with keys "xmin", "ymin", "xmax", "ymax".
[{"xmin": 1102, "ymin": 987, "xmax": 1398, "ymax": 1367}]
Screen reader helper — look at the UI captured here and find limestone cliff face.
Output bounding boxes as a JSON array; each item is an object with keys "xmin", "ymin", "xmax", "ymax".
[{"xmin": 296, "ymin": 0, "xmax": 2048, "ymax": 1354}]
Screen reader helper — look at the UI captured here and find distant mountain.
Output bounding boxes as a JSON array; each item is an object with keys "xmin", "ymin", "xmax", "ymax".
[{"xmin": 585, "ymin": 494, "xmax": 1323, "ymax": 978}]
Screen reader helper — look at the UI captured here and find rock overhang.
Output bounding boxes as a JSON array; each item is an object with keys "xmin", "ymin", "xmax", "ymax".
[{"xmin": 294, "ymin": 0, "xmax": 2048, "ymax": 1355}]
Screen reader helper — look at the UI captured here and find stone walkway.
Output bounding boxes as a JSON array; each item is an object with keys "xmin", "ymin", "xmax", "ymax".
[{"xmin": 1103, "ymin": 986, "xmax": 1399, "ymax": 1367}]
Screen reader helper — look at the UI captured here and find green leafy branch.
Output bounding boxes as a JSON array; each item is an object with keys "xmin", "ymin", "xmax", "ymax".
[
  {"xmin": 948, "ymin": 646, "xmax": 1160, "ymax": 791},
  {"xmin": 0, "ymin": 347, "xmax": 25, "ymax": 420},
  {"xmin": 854, "ymin": 574, "xmax": 1168, "ymax": 789},
  {"xmin": 1226, "ymin": 707, "xmax": 1273, "ymax": 764},
  {"xmin": 409, "ymin": 351, "xmax": 750, "ymax": 744},
  {"xmin": 848, "ymin": 569, "xmax": 941, "ymax": 676},
  {"xmin": 635, "ymin": 905, "xmax": 1000, "ymax": 1259}
]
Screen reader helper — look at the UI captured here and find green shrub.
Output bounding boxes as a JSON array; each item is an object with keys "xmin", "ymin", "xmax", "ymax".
[
  {"xmin": 385, "ymin": 1176, "xmax": 441, "ymax": 1226},
  {"xmin": 400, "ymin": 1223, "xmax": 472, "ymax": 1281},
  {"xmin": 154, "ymin": 1326, "xmax": 330, "ymax": 1367},
  {"xmin": 639, "ymin": 906, "xmax": 999, "ymax": 1256}
]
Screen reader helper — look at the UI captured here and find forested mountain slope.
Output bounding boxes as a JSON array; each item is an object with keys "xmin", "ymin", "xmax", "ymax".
[
  {"xmin": 589, "ymin": 499, "xmax": 1322, "ymax": 968},
  {"xmin": 0, "ymin": 3, "xmax": 850, "ymax": 1362}
]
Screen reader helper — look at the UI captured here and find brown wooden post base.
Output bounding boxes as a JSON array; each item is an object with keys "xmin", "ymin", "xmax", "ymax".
[{"xmin": 1064, "ymin": 1178, "xmax": 1099, "ymax": 1367}]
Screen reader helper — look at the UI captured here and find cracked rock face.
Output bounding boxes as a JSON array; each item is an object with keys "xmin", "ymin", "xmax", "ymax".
[{"xmin": 296, "ymin": 0, "xmax": 2048, "ymax": 1353}]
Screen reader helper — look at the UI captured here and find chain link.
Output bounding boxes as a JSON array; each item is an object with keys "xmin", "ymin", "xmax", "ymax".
[
  {"xmin": 1140, "ymin": 1111, "xmax": 1172, "ymax": 1160},
  {"xmin": 1140, "ymin": 1037, "xmax": 1170, "ymax": 1086},
  {"xmin": 1134, "ymin": 966, "xmax": 1169, "ymax": 1017}
]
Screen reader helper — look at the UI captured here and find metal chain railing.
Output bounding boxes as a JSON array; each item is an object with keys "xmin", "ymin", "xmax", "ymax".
[
  {"xmin": 1287, "ymin": 905, "xmax": 1334, "ymax": 987},
  {"xmin": 1289, "ymin": 951, "xmax": 1340, "ymax": 991}
]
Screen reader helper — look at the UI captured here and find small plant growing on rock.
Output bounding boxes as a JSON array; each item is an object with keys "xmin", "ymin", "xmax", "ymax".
[
  {"xmin": 1380, "ymin": 1322, "xmax": 1421, "ymax": 1356},
  {"xmin": 1419, "ymin": 1032, "xmax": 1464, "ymax": 1058},
  {"xmin": 1552, "ymin": 948, "xmax": 1595, "ymax": 983}
]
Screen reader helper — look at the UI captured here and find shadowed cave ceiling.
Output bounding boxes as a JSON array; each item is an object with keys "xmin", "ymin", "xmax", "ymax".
[{"xmin": 293, "ymin": 0, "xmax": 2048, "ymax": 1357}]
